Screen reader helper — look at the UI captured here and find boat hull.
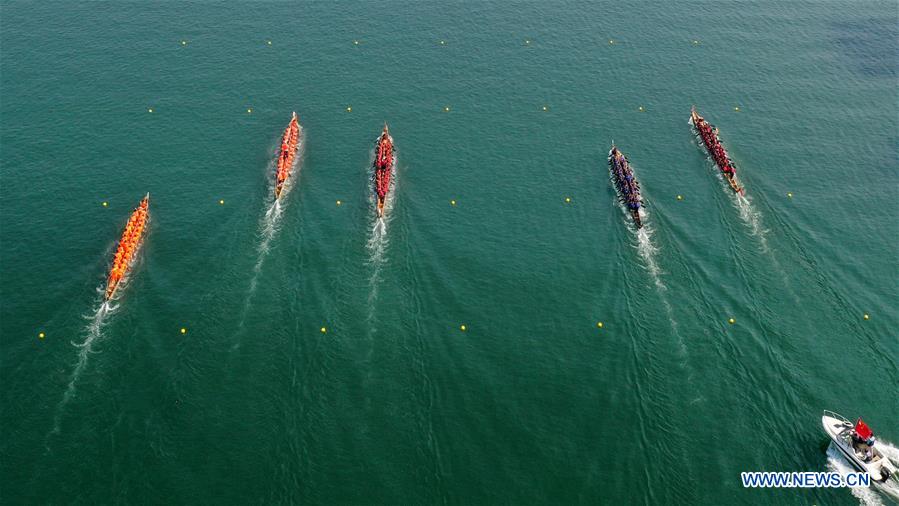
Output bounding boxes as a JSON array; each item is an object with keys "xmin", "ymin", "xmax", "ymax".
[
  {"xmin": 691, "ymin": 109, "xmax": 745, "ymax": 195},
  {"xmin": 372, "ymin": 126, "xmax": 394, "ymax": 218},
  {"xmin": 608, "ymin": 147, "xmax": 644, "ymax": 229},
  {"xmin": 103, "ymin": 194, "xmax": 149, "ymax": 301},
  {"xmin": 274, "ymin": 112, "xmax": 301, "ymax": 199}
]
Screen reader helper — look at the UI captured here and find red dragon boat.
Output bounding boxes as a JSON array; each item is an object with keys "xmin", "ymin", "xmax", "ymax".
[
  {"xmin": 372, "ymin": 123, "xmax": 395, "ymax": 217},
  {"xmin": 274, "ymin": 112, "xmax": 301, "ymax": 199},
  {"xmin": 691, "ymin": 106, "xmax": 744, "ymax": 195}
]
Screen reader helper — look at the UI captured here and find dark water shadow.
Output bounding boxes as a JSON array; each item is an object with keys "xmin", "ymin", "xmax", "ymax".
[{"xmin": 831, "ymin": 17, "xmax": 898, "ymax": 78}]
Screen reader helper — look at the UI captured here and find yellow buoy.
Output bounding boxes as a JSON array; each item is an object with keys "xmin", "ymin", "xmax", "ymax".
[
  {"xmin": 565, "ymin": 197, "xmax": 571, "ymax": 203},
  {"xmin": 320, "ymin": 327, "xmax": 327, "ymax": 333},
  {"xmin": 219, "ymin": 199, "xmax": 224, "ymax": 205},
  {"xmin": 180, "ymin": 328, "xmax": 187, "ymax": 334},
  {"xmin": 148, "ymin": 108, "xmax": 154, "ymax": 113},
  {"xmin": 346, "ymin": 106, "xmax": 352, "ymax": 112},
  {"xmin": 676, "ymin": 195, "xmax": 683, "ymax": 200},
  {"xmin": 247, "ymin": 108, "xmax": 253, "ymax": 114},
  {"xmin": 728, "ymin": 318, "xmax": 735, "ymax": 325},
  {"xmin": 787, "ymin": 192, "xmax": 793, "ymax": 198},
  {"xmin": 638, "ymin": 106, "xmax": 645, "ymax": 112},
  {"xmin": 460, "ymin": 324, "xmax": 467, "ymax": 331},
  {"xmin": 38, "ymin": 332, "xmax": 45, "ymax": 339},
  {"xmin": 596, "ymin": 322, "xmax": 603, "ymax": 329},
  {"xmin": 444, "ymin": 106, "xmax": 450, "ymax": 112},
  {"xmin": 734, "ymin": 106, "xmax": 741, "ymax": 112},
  {"xmin": 450, "ymin": 200, "xmax": 456, "ymax": 206},
  {"xmin": 102, "ymin": 201, "xmax": 108, "ymax": 207},
  {"xmin": 863, "ymin": 314, "xmax": 870, "ymax": 320},
  {"xmin": 336, "ymin": 200, "xmax": 342, "ymax": 206}
]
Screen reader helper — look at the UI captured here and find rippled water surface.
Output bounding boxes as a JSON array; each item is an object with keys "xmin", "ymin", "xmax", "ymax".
[{"xmin": 2, "ymin": 1, "xmax": 897, "ymax": 504}]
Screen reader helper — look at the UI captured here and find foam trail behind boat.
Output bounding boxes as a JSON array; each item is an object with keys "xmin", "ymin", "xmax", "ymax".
[
  {"xmin": 826, "ymin": 443, "xmax": 887, "ymax": 506},
  {"xmin": 635, "ymin": 219, "xmax": 686, "ymax": 355},
  {"xmin": 635, "ymin": 222, "xmax": 663, "ymax": 290},
  {"xmin": 615, "ymin": 196, "xmax": 686, "ymax": 356},
  {"xmin": 873, "ymin": 441, "xmax": 899, "ymax": 500},
  {"xmin": 49, "ymin": 298, "xmax": 113, "ymax": 437},
  {"xmin": 733, "ymin": 192, "xmax": 770, "ymax": 252},
  {"xmin": 249, "ymin": 199, "xmax": 283, "ymax": 291},
  {"xmin": 366, "ymin": 153, "xmax": 397, "ymax": 319},
  {"xmin": 236, "ymin": 136, "xmax": 304, "ymax": 336}
]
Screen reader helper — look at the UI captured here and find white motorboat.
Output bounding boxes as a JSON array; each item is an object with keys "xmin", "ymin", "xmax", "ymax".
[{"xmin": 822, "ymin": 410, "xmax": 899, "ymax": 499}]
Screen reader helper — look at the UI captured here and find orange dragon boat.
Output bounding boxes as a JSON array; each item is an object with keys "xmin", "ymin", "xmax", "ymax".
[
  {"xmin": 274, "ymin": 112, "xmax": 301, "ymax": 199},
  {"xmin": 104, "ymin": 193, "xmax": 149, "ymax": 300}
]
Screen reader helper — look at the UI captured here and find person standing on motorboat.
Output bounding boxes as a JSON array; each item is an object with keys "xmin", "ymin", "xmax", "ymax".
[{"xmin": 850, "ymin": 419, "xmax": 878, "ymax": 462}]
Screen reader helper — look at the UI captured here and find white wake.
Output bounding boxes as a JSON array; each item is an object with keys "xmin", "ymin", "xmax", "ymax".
[
  {"xmin": 825, "ymin": 442, "xmax": 898, "ymax": 505},
  {"xmin": 49, "ymin": 297, "xmax": 114, "ymax": 436},
  {"xmin": 366, "ymin": 152, "xmax": 397, "ymax": 317},
  {"xmin": 611, "ymin": 178, "xmax": 686, "ymax": 356},
  {"xmin": 733, "ymin": 192, "xmax": 769, "ymax": 252},
  {"xmin": 237, "ymin": 132, "xmax": 305, "ymax": 334}
]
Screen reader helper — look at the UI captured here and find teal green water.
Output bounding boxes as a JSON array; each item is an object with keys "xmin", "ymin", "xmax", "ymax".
[{"xmin": 2, "ymin": 1, "xmax": 897, "ymax": 504}]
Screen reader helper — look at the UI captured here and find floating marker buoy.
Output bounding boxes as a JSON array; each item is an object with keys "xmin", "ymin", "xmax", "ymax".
[
  {"xmin": 863, "ymin": 314, "xmax": 869, "ymax": 320},
  {"xmin": 525, "ymin": 39, "xmax": 531, "ymax": 45},
  {"xmin": 734, "ymin": 106, "xmax": 740, "ymax": 112},
  {"xmin": 444, "ymin": 106, "xmax": 450, "ymax": 112},
  {"xmin": 450, "ymin": 200, "xmax": 456, "ymax": 206},
  {"xmin": 609, "ymin": 39, "xmax": 615, "ymax": 45},
  {"xmin": 787, "ymin": 192, "xmax": 793, "ymax": 198},
  {"xmin": 247, "ymin": 108, "xmax": 252, "ymax": 113},
  {"xmin": 440, "ymin": 40, "xmax": 446, "ymax": 45},
  {"xmin": 565, "ymin": 197, "xmax": 571, "ymax": 203},
  {"xmin": 180, "ymin": 328, "xmax": 187, "ymax": 334},
  {"xmin": 676, "ymin": 195, "xmax": 683, "ymax": 200},
  {"xmin": 692, "ymin": 40, "xmax": 700, "ymax": 45},
  {"xmin": 638, "ymin": 106, "xmax": 645, "ymax": 112},
  {"xmin": 346, "ymin": 106, "xmax": 352, "ymax": 112},
  {"xmin": 320, "ymin": 327, "xmax": 327, "ymax": 333},
  {"xmin": 353, "ymin": 40, "xmax": 359, "ymax": 45},
  {"xmin": 267, "ymin": 40, "xmax": 272, "ymax": 45},
  {"xmin": 336, "ymin": 200, "xmax": 342, "ymax": 206},
  {"xmin": 148, "ymin": 108, "xmax": 154, "ymax": 113},
  {"xmin": 460, "ymin": 324, "xmax": 467, "ymax": 331},
  {"xmin": 219, "ymin": 199, "xmax": 224, "ymax": 205},
  {"xmin": 728, "ymin": 318, "xmax": 735, "ymax": 324},
  {"xmin": 596, "ymin": 322, "xmax": 603, "ymax": 329},
  {"xmin": 102, "ymin": 201, "xmax": 108, "ymax": 207},
  {"xmin": 181, "ymin": 40, "xmax": 187, "ymax": 46},
  {"xmin": 38, "ymin": 332, "xmax": 45, "ymax": 339},
  {"xmin": 542, "ymin": 105, "xmax": 548, "ymax": 111}
]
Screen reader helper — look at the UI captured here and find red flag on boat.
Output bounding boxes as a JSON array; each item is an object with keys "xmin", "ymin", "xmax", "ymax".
[{"xmin": 855, "ymin": 418, "xmax": 873, "ymax": 440}]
